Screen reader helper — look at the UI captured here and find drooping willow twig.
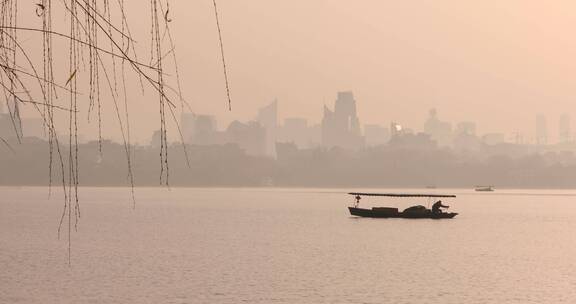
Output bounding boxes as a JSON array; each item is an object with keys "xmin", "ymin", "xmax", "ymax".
[
  {"xmin": 212, "ymin": 0, "xmax": 232, "ymax": 111},
  {"xmin": 0, "ymin": 0, "xmax": 232, "ymax": 263},
  {"xmin": 0, "ymin": 0, "xmax": 170, "ymax": 264}
]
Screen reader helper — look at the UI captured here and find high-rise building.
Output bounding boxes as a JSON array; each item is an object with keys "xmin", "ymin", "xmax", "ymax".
[
  {"xmin": 390, "ymin": 122, "xmax": 403, "ymax": 138},
  {"xmin": 180, "ymin": 112, "xmax": 223, "ymax": 145},
  {"xmin": 455, "ymin": 122, "xmax": 476, "ymax": 137},
  {"xmin": 321, "ymin": 91, "xmax": 364, "ymax": 149},
  {"xmin": 194, "ymin": 115, "xmax": 220, "ymax": 145},
  {"xmin": 256, "ymin": 100, "xmax": 278, "ymax": 157},
  {"xmin": 535, "ymin": 114, "xmax": 547, "ymax": 145},
  {"xmin": 180, "ymin": 112, "xmax": 196, "ymax": 143},
  {"xmin": 482, "ymin": 133, "xmax": 505, "ymax": 145},
  {"xmin": 423, "ymin": 108, "xmax": 452, "ymax": 146},
  {"xmin": 364, "ymin": 124, "xmax": 390, "ymax": 147},
  {"xmin": 278, "ymin": 118, "xmax": 309, "ymax": 148},
  {"xmin": 307, "ymin": 124, "xmax": 322, "ymax": 148},
  {"xmin": 559, "ymin": 114, "xmax": 571, "ymax": 143},
  {"xmin": 226, "ymin": 121, "xmax": 267, "ymax": 156},
  {"xmin": 150, "ymin": 129, "xmax": 162, "ymax": 148},
  {"xmin": 453, "ymin": 121, "xmax": 479, "ymax": 151}
]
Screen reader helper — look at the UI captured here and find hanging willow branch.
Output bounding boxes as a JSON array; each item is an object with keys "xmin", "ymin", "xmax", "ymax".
[
  {"xmin": 212, "ymin": 0, "xmax": 232, "ymax": 111},
  {"xmin": 0, "ymin": 0, "xmax": 234, "ymax": 264}
]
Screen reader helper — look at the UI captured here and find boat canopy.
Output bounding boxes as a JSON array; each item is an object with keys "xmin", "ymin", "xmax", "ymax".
[{"xmin": 348, "ymin": 192, "xmax": 456, "ymax": 198}]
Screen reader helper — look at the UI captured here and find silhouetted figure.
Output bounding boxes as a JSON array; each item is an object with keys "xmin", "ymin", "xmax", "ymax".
[
  {"xmin": 432, "ymin": 200, "xmax": 449, "ymax": 214},
  {"xmin": 354, "ymin": 195, "xmax": 361, "ymax": 207}
]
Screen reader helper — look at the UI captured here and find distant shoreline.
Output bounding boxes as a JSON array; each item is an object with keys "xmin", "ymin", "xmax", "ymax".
[{"xmin": 3, "ymin": 185, "xmax": 576, "ymax": 191}]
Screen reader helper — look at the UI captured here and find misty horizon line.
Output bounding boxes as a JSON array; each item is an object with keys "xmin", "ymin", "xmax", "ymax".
[
  {"xmin": 3, "ymin": 135, "xmax": 576, "ymax": 189},
  {"xmin": 5, "ymin": 91, "xmax": 575, "ymax": 146}
]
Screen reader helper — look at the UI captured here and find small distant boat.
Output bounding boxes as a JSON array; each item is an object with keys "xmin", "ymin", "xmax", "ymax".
[
  {"xmin": 347, "ymin": 192, "xmax": 458, "ymax": 219},
  {"xmin": 475, "ymin": 186, "xmax": 494, "ymax": 192}
]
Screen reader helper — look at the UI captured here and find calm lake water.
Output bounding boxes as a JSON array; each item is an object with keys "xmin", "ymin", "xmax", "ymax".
[{"xmin": 2, "ymin": 187, "xmax": 576, "ymax": 303}]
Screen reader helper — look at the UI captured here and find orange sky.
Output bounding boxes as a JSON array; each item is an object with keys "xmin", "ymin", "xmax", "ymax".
[{"xmin": 17, "ymin": 1, "xmax": 576, "ymax": 144}]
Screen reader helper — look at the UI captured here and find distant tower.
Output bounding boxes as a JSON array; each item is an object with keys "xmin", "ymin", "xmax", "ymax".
[
  {"xmin": 513, "ymin": 130, "xmax": 524, "ymax": 145},
  {"xmin": 256, "ymin": 99, "xmax": 278, "ymax": 157},
  {"xmin": 390, "ymin": 122, "xmax": 403, "ymax": 138},
  {"xmin": 321, "ymin": 91, "xmax": 363, "ymax": 149},
  {"xmin": 423, "ymin": 108, "xmax": 452, "ymax": 146},
  {"xmin": 180, "ymin": 112, "xmax": 196, "ymax": 143},
  {"xmin": 559, "ymin": 114, "xmax": 571, "ymax": 143},
  {"xmin": 364, "ymin": 124, "xmax": 390, "ymax": 146},
  {"xmin": 455, "ymin": 122, "xmax": 477, "ymax": 137},
  {"xmin": 194, "ymin": 115, "xmax": 219, "ymax": 145},
  {"xmin": 535, "ymin": 114, "xmax": 547, "ymax": 145},
  {"xmin": 179, "ymin": 112, "xmax": 221, "ymax": 145},
  {"xmin": 428, "ymin": 108, "xmax": 437, "ymax": 120}
]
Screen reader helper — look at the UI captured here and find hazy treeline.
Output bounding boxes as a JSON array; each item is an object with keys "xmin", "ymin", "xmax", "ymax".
[{"xmin": 2, "ymin": 137, "xmax": 576, "ymax": 188}]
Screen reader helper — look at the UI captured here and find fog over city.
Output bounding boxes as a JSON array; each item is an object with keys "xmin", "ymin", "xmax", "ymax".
[
  {"xmin": 6, "ymin": 2, "xmax": 576, "ymax": 303},
  {"xmin": 4, "ymin": 89, "xmax": 576, "ymax": 188},
  {"xmin": 3, "ymin": 1, "xmax": 576, "ymax": 188},
  {"xmin": 9, "ymin": 1, "xmax": 576, "ymax": 144}
]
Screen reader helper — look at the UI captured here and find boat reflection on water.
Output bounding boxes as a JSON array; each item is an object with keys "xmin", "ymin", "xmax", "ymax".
[{"xmin": 347, "ymin": 192, "xmax": 458, "ymax": 219}]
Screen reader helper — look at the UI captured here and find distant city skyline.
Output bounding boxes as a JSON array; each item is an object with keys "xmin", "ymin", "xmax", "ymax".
[
  {"xmin": 11, "ymin": 1, "xmax": 576, "ymax": 146},
  {"xmin": 7, "ymin": 91, "xmax": 576, "ymax": 149},
  {"xmin": 159, "ymin": 91, "xmax": 576, "ymax": 160}
]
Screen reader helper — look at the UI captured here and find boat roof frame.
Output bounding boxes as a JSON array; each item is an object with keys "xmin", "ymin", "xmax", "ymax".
[{"xmin": 348, "ymin": 192, "xmax": 456, "ymax": 198}]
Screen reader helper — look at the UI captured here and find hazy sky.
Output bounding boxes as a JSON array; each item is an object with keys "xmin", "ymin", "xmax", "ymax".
[{"xmin": 17, "ymin": 1, "xmax": 576, "ymax": 143}]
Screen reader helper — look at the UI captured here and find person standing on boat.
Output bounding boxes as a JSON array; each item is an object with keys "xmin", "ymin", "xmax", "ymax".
[
  {"xmin": 354, "ymin": 195, "xmax": 362, "ymax": 207},
  {"xmin": 432, "ymin": 200, "xmax": 449, "ymax": 214}
]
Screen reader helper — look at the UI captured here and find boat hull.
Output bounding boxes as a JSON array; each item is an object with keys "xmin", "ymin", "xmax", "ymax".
[
  {"xmin": 348, "ymin": 207, "xmax": 457, "ymax": 219},
  {"xmin": 475, "ymin": 186, "xmax": 494, "ymax": 192}
]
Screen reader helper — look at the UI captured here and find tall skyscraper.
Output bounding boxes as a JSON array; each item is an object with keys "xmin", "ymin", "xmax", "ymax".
[
  {"xmin": 423, "ymin": 109, "xmax": 452, "ymax": 146},
  {"xmin": 180, "ymin": 112, "xmax": 196, "ymax": 143},
  {"xmin": 364, "ymin": 124, "xmax": 390, "ymax": 147},
  {"xmin": 559, "ymin": 114, "xmax": 571, "ymax": 143},
  {"xmin": 278, "ymin": 118, "xmax": 309, "ymax": 148},
  {"xmin": 179, "ymin": 112, "xmax": 222, "ymax": 145},
  {"xmin": 321, "ymin": 91, "xmax": 364, "ymax": 149},
  {"xmin": 535, "ymin": 114, "xmax": 547, "ymax": 145},
  {"xmin": 482, "ymin": 133, "xmax": 505, "ymax": 145},
  {"xmin": 256, "ymin": 100, "xmax": 278, "ymax": 157},
  {"xmin": 390, "ymin": 122, "xmax": 403, "ymax": 138},
  {"xmin": 455, "ymin": 122, "xmax": 476, "ymax": 137},
  {"xmin": 226, "ymin": 121, "xmax": 267, "ymax": 156}
]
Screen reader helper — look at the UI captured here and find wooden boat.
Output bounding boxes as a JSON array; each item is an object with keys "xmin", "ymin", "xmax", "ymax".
[
  {"xmin": 347, "ymin": 192, "xmax": 458, "ymax": 219},
  {"xmin": 475, "ymin": 185, "xmax": 494, "ymax": 192}
]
